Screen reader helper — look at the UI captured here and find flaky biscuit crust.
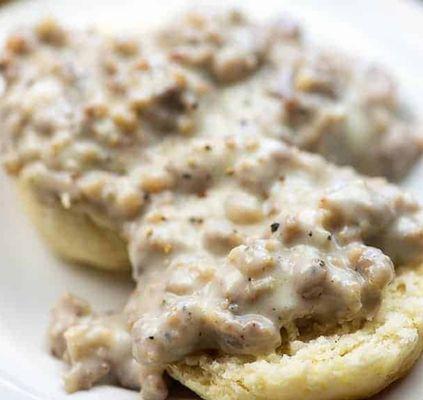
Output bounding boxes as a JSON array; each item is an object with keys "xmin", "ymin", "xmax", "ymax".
[
  {"xmin": 168, "ymin": 263, "xmax": 423, "ymax": 400},
  {"xmin": 18, "ymin": 180, "xmax": 130, "ymax": 271}
]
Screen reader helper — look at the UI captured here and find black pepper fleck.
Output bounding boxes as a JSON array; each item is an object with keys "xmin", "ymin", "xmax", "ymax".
[
  {"xmin": 327, "ymin": 234, "xmax": 332, "ymax": 241},
  {"xmin": 308, "ymin": 231, "xmax": 313, "ymax": 237},
  {"xmin": 148, "ymin": 336, "xmax": 155, "ymax": 340},
  {"xmin": 182, "ymin": 173, "xmax": 192, "ymax": 179},
  {"xmin": 270, "ymin": 222, "xmax": 280, "ymax": 233},
  {"xmin": 189, "ymin": 217, "xmax": 204, "ymax": 224}
]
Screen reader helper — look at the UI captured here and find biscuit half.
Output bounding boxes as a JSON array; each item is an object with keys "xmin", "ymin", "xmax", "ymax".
[
  {"xmin": 18, "ymin": 179, "xmax": 130, "ymax": 271},
  {"xmin": 168, "ymin": 263, "xmax": 423, "ymax": 400},
  {"xmin": 15, "ymin": 182, "xmax": 423, "ymax": 400}
]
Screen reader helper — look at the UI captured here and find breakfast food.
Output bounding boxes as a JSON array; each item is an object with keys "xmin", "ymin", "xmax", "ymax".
[
  {"xmin": 1, "ymin": 10, "xmax": 423, "ymax": 400},
  {"xmin": 0, "ymin": 18, "xmax": 206, "ymax": 270},
  {"xmin": 18, "ymin": 179, "xmax": 130, "ymax": 270},
  {"xmin": 45, "ymin": 133, "xmax": 423, "ymax": 400},
  {"xmin": 156, "ymin": 11, "xmax": 422, "ymax": 179},
  {"xmin": 50, "ymin": 262, "xmax": 423, "ymax": 400},
  {"xmin": 169, "ymin": 262, "xmax": 423, "ymax": 400},
  {"xmin": 1, "ymin": 12, "xmax": 421, "ymax": 270}
]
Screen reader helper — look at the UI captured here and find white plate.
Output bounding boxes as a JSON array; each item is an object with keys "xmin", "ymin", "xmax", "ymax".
[{"xmin": 0, "ymin": 0, "xmax": 422, "ymax": 399}]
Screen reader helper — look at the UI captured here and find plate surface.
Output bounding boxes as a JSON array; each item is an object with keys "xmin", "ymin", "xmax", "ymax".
[{"xmin": 0, "ymin": 0, "xmax": 422, "ymax": 399}]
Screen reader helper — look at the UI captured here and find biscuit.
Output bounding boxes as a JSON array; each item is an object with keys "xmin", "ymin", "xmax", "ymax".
[
  {"xmin": 17, "ymin": 179, "xmax": 423, "ymax": 400},
  {"xmin": 18, "ymin": 179, "xmax": 130, "ymax": 271},
  {"xmin": 168, "ymin": 263, "xmax": 423, "ymax": 400}
]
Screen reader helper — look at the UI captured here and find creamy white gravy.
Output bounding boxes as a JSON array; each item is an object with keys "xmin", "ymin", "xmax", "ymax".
[{"xmin": 1, "ymin": 11, "xmax": 423, "ymax": 400}]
